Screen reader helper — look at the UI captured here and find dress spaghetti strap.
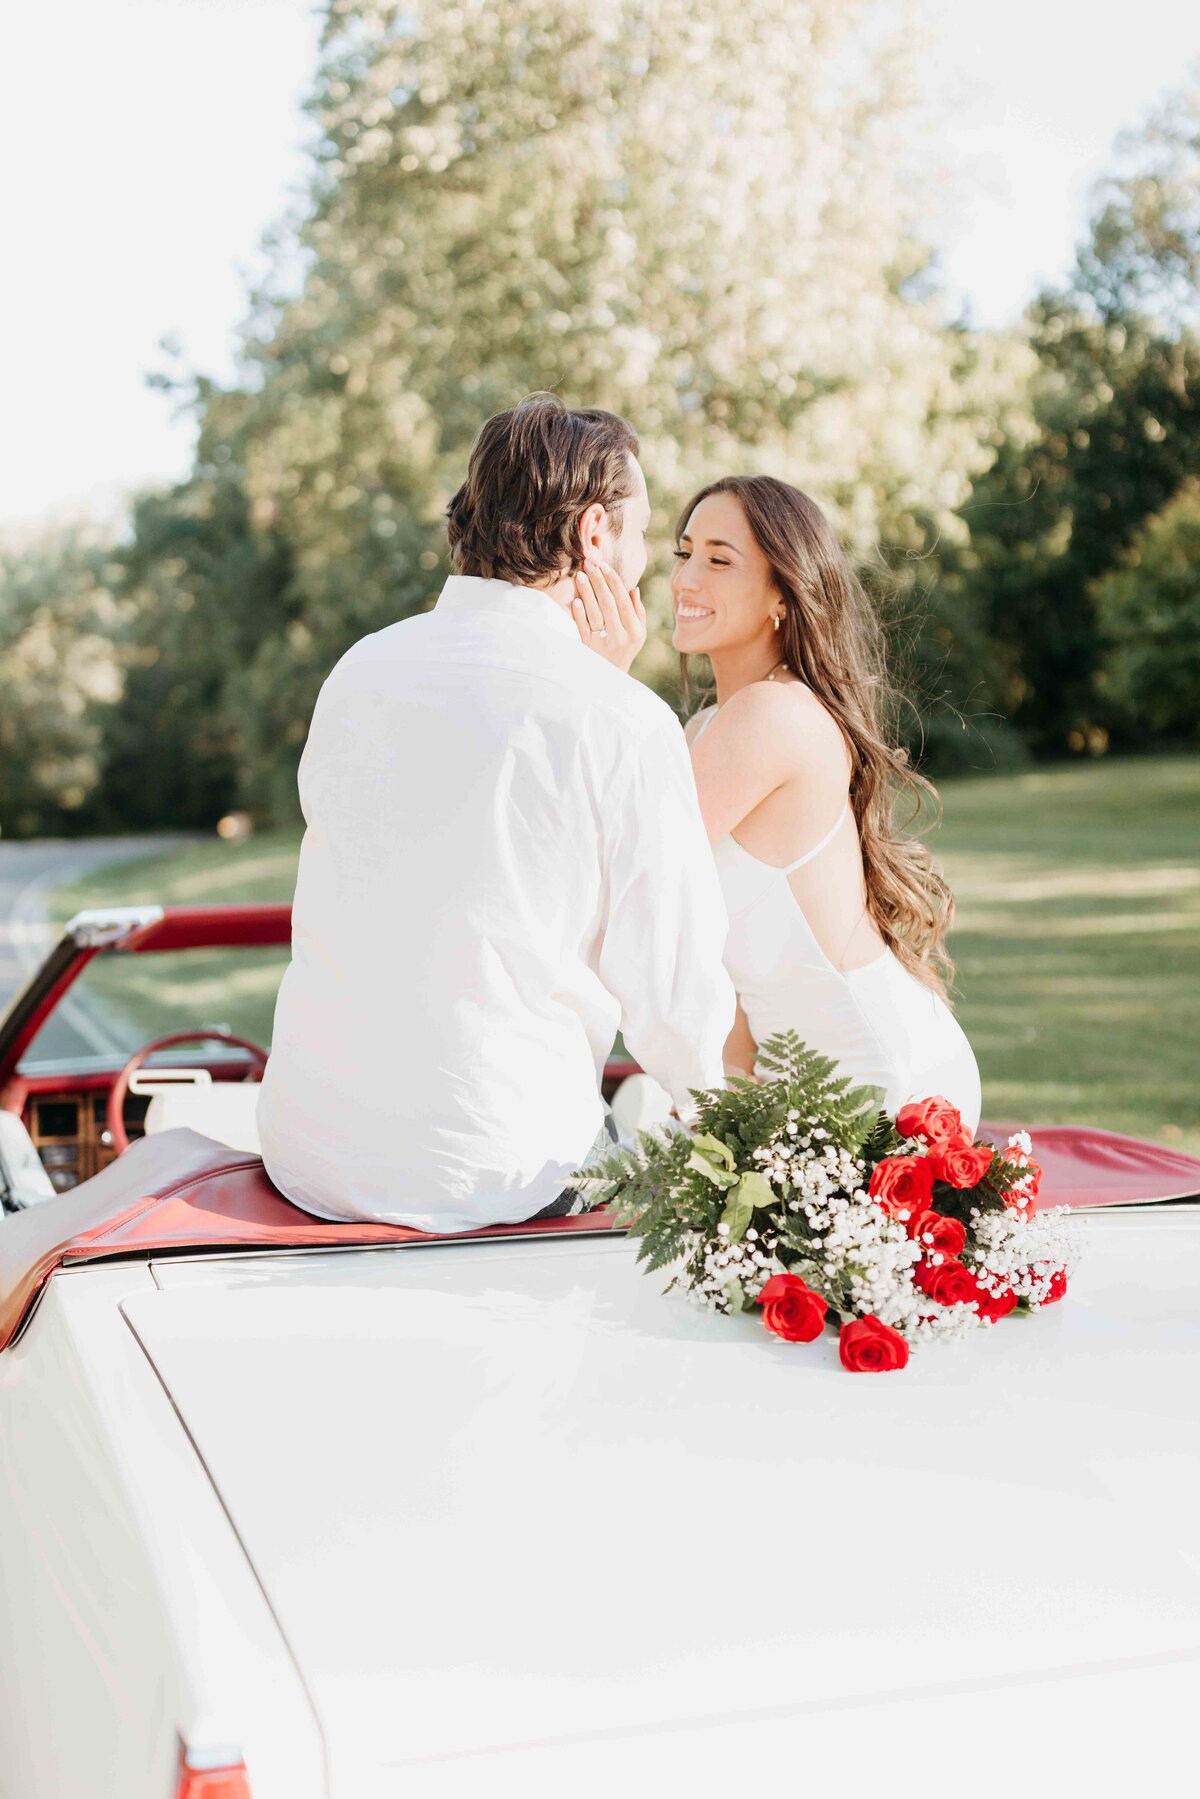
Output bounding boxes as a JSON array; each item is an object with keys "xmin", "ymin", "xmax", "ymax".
[{"xmin": 780, "ymin": 797, "xmax": 850, "ymax": 873}]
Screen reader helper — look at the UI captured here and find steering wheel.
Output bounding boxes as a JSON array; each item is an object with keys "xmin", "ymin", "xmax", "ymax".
[{"xmin": 106, "ymin": 1029, "xmax": 270, "ymax": 1155}]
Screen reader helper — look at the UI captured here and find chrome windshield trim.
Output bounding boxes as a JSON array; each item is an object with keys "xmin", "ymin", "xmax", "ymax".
[{"xmin": 65, "ymin": 906, "xmax": 164, "ymax": 949}]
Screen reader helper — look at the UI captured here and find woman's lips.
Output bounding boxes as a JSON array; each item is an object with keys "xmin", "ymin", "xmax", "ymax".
[{"xmin": 675, "ymin": 605, "xmax": 714, "ymax": 621}]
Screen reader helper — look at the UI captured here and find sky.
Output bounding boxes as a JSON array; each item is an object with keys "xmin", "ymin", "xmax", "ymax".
[{"xmin": 2, "ymin": 0, "xmax": 1198, "ymax": 531}]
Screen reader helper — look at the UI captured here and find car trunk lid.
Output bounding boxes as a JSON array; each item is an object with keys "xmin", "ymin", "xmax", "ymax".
[{"xmin": 128, "ymin": 1221, "xmax": 1200, "ymax": 1793}]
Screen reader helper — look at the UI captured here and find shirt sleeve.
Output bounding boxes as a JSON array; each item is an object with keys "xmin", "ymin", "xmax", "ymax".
[{"xmin": 596, "ymin": 713, "xmax": 737, "ymax": 1113}]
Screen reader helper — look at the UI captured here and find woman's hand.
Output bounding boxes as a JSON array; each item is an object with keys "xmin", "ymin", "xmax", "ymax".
[{"xmin": 571, "ymin": 558, "xmax": 647, "ymax": 673}]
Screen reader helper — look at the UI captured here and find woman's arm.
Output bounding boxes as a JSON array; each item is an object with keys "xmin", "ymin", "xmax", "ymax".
[
  {"xmin": 688, "ymin": 685, "xmax": 795, "ymax": 844},
  {"xmin": 689, "ymin": 682, "xmax": 844, "ymax": 846},
  {"xmin": 722, "ymin": 995, "xmax": 759, "ymax": 1081}
]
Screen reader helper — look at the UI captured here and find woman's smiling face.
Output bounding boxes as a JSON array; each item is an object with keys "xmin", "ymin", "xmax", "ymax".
[{"xmin": 670, "ymin": 491, "xmax": 780, "ymax": 655}]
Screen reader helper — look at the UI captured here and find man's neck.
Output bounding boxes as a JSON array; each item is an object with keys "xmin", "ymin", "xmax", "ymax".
[{"xmin": 527, "ymin": 572, "xmax": 576, "ymax": 615}]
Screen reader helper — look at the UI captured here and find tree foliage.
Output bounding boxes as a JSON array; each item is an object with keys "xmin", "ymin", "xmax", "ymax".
[
  {"xmin": 1094, "ymin": 484, "xmax": 1200, "ymax": 743},
  {"xmin": 0, "ymin": 527, "xmax": 121, "ymax": 838},
  {"xmin": 184, "ymin": 0, "xmax": 1024, "ymax": 811},
  {"xmin": 943, "ymin": 79, "xmax": 1200, "ymax": 758},
  {"xmin": 8, "ymin": 12, "xmax": 1200, "ymax": 834},
  {"xmin": 89, "ymin": 468, "xmax": 294, "ymax": 829}
]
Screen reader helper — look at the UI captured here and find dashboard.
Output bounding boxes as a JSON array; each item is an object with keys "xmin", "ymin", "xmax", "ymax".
[
  {"xmin": 13, "ymin": 1056, "xmax": 265, "ymax": 1193},
  {"xmin": 25, "ymin": 1089, "xmax": 150, "ymax": 1191}
]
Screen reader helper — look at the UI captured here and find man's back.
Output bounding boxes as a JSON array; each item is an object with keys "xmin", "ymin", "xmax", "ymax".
[{"xmin": 257, "ymin": 577, "xmax": 733, "ymax": 1230}]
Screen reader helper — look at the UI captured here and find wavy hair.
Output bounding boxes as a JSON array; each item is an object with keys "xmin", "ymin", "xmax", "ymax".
[
  {"xmin": 447, "ymin": 394, "xmax": 638, "ymax": 587},
  {"xmin": 678, "ymin": 476, "xmax": 956, "ymax": 998}
]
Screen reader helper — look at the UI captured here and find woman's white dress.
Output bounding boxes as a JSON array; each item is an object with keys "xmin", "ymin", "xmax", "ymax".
[{"xmin": 694, "ymin": 708, "xmax": 982, "ymax": 1130}]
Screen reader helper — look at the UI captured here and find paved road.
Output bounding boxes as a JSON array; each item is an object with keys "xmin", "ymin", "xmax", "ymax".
[{"xmin": 0, "ymin": 836, "xmax": 191, "ymax": 1062}]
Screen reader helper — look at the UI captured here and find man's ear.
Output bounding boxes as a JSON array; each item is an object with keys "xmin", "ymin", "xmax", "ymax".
[{"xmin": 574, "ymin": 500, "xmax": 607, "ymax": 566}]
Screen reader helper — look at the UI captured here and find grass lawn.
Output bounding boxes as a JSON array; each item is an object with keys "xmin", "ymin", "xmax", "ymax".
[
  {"xmin": 49, "ymin": 755, "xmax": 1200, "ymax": 1152},
  {"xmin": 935, "ymin": 756, "xmax": 1199, "ymax": 1153}
]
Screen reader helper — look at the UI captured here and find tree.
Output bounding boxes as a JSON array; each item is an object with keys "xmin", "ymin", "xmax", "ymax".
[
  {"xmin": 1094, "ymin": 484, "xmax": 1200, "ymax": 744},
  {"xmin": 91, "ymin": 459, "xmax": 294, "ymax": 830},
  {"xmin": 951, "ymin": 76, "xmax": 1200, "ymax": 756},
  {"xmin": 1077, "ymin": 75, "xmax": 1200, "ymax": 331},
  {"xmin": 0, "ymin": 526, "xmax": 121, "ymax": 838},
  {"xmin": 185, "ymin": 0, "xmax": 1021, "ymax": 810}
]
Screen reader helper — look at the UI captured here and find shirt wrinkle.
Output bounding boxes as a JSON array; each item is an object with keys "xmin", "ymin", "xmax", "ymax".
[{"xmin": 257, "ymin": 573, "xmax": 735, "ymax": 1230}]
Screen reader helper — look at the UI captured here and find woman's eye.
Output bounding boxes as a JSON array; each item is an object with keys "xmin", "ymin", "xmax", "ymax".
[
  {"xmin": 710, "ymin": 559, "xmax": 729, "ymax": 567},
  {"xmin": 671, "ymin": 548, "xmax": 688, "ymax": 560}
]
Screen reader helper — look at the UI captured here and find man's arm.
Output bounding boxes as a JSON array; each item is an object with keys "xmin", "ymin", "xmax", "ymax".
[{"xmin": 596, "ymin": 715, "xmax": 737, "ymax": 1112}]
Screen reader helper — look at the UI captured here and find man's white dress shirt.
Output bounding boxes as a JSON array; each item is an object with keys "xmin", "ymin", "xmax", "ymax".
[{"xmin": 257, "ymin": 575, "xmax": 735, "ymax": 1231}]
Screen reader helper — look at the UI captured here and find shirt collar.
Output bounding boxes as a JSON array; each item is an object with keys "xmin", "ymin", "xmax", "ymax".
[{"xmin": 435, "ymin": 575, "xmax": 581, "ymax": 644}]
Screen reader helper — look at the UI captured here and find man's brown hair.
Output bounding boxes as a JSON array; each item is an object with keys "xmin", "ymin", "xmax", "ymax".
[{"xmin": 446, "ymin": 393, "xmax": 639, "ymax": 587}]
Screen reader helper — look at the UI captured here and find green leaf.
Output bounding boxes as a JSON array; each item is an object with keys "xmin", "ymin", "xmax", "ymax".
[
  {"xmin": 849, "ymin": 1084, "xmax": 888, "ymax": 1119},
  {"xmin": 733, "ymin": 1169, "xmax": 774, "ymax": 1214},
  {"xmin": 692, "ymin": 1132, "xmax": 735, "ymax": 1170},
  {"xmin": 720, "ymin": 1191, "xmax": 754, "ymax": 1242},
  {"xmin": 687, "ymin": 1148, "xmax": 739, "ymax": 1189}
]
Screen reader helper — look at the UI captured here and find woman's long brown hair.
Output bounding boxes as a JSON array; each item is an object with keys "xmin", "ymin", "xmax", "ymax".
[{"xmin": 678, "ymin": 476, "xmax": 957, "ymax": 999}]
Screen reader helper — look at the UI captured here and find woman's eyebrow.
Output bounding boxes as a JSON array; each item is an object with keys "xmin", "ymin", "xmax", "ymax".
[
  {"xmin": 676, "ymin": 528, "xmax": 741, "ymax": 550},
  {"xmin": 680, "ymin": 535, "xmax": 741, "ymax": 554}
]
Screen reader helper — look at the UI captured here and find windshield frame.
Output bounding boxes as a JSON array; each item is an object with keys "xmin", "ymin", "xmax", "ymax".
[{"xmin": 0, "ymin": 905, "xmax": 292, "ymax": 1082}]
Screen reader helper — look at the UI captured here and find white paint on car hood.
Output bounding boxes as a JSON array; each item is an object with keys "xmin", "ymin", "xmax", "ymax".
[{"xmin": 128, "ymin": 1218, "xmax": 1200, "ymax": 1794}]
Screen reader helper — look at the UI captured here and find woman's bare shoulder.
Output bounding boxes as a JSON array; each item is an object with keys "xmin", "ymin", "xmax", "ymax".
[{"xmin": 711, "ymin": 678, "xmax": 841, "ymax": 746}]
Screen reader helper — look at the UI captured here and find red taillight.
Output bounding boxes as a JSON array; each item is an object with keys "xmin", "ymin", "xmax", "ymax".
[{"xmin": 175, "ymin": 1747, "xmax": 252, "ymax": 1799}]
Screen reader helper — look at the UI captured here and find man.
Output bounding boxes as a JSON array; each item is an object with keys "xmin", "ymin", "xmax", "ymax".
[{"xmin": 257, "ymin": 394, "xmax": 735, "ymax": 1230}]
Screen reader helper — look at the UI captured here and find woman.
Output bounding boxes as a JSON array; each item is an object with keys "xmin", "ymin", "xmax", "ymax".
[{"xmin": 671, "ymin": 475, "xmax": 981, "ymax": 1128}]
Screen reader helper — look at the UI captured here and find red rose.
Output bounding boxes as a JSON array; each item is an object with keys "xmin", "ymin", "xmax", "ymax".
[
  {"xmin": 912, "ymin": 1257, "xmax": 981, "ymax": 1307},
  {"xmin": 906, "ymin": 1209, "xmax": 967, "ymax": 1257},
  {"xmin": 895, "ymin": 1096, "xmax": 965, "ymax": 1147},
  {"xmin": 931, "ymin": 1142, "xmax": 994, "ymax": 1190},
  {"xmin": 839, "ymin": 1315, "xmax": 910, "ymax": 1372},
  {"xmin": 975, "ymin": 1284, "xmax": 1018, "ymax": 1321},
  {"xmin": 868, "ymin": 1154, "xmax": 935, "ymax": 1219},
  {"xmin": 757, "ymin": 1272, "xmax": 828, "ymax": 1343},
  {"xmin": 1042, "ymin": 1269, "xmax": 1068, "ymax": 1305}
]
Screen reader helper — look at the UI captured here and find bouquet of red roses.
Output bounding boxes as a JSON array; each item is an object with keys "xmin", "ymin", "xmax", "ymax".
[{"xmin": 578, "ymin": 1032, "xmax": 1077, "ymax": 1373}]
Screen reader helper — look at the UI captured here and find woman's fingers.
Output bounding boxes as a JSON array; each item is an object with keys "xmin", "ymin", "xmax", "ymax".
[
  {"xmin": 601, "ymin": 565, "xmax": 639, "ymax": 637},
  {"xmin": 582, "ymin": 562, "xmax": 628, "ymax": 639},
  {"xmin": 593, "ymin": 561, "xmax": 633, "ymax": 626},
  {"xmin": 569, "ymin": 596, "xmax": 592, "ymax": 645},
  {"xmin": 574, "ymin": 559, "xmax": 646, "ymax": 671},
  {"xmin": 589, "ymin": 560, "xmax": 646, "ymax": 644},
  {"xmin": 572, "ymin": 569, "xmax": 606, "ymax": 636}
]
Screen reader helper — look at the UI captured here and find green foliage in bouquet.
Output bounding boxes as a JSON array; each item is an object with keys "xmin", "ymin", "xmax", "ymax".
[
  {"xmin": 577, "ymin": 1031, "xmax": 892, "ymax": 1287},
  {"xmin": 577, "ymin": 1033, "xmax": 1076, "ymax": 1356}
]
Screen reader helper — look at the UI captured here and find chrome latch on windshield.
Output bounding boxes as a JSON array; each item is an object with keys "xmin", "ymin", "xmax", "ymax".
[{"xmin": 65, "ymin": 906, "xmax": 165, "ymax": 949}]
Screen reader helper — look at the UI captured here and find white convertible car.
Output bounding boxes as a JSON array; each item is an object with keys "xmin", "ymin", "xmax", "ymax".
[{"xmin": 1, "ymin": 905, "xmax": 1198, "ymax": 1798}]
